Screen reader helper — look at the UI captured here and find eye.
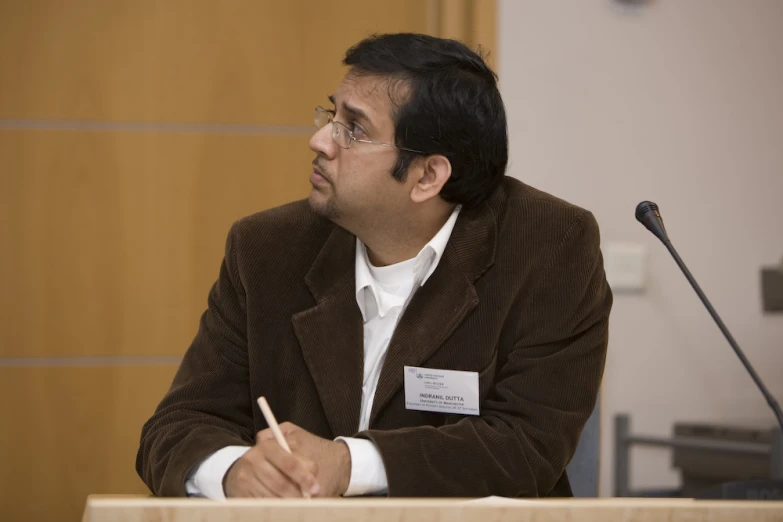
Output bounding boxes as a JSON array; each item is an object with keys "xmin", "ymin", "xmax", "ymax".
[{"xmin": 349, "ymin": 122, "xmax": 367, "ymax": 136}]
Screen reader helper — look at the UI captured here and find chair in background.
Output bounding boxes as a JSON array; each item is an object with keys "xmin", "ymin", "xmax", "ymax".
[{"xmin": 566, "ymin": 398, "xmax": 601, "ymax": 497}]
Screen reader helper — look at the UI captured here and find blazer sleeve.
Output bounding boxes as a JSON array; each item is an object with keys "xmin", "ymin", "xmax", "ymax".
[
  {"xmin": 357, "ymin": 210, "xmax": 612, "ymax": 497},
  {"xmin": 135, "ymin": 223, "xmax": 254, "ymax": 497}
]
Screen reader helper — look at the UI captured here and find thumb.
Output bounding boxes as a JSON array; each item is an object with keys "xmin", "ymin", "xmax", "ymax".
[{"xmin": 255, "ymin": 428, "xmax": 276, "ymax": 443}]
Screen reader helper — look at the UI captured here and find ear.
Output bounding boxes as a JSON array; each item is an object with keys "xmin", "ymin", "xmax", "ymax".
[{"xmin": 410, "ymin": 155, "xmax": 452, "ymax": 204}]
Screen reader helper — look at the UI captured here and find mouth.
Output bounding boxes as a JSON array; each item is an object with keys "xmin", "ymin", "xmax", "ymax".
[{"xmin": 310, "ymin": 162, "xmax": 331, "ymax": 187}]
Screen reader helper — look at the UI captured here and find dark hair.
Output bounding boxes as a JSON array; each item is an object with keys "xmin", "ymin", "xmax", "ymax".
[{"xmin": 343, "ymin": 33, "xmax": 508, "ymax": 209}]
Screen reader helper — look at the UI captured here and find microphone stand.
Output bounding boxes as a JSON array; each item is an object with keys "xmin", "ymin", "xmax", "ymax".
[
  {"xmin": 662, "ymin": 238, "xmax": 783, "ymax": 431},
  {"xmin": 637, "ymin": 202, "xmax": 783, "ymax": 500}
]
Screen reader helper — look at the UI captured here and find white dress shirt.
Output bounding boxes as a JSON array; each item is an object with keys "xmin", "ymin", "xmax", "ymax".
[{"xmin": 185, "ymin": 205, "xmax": 461, "ymax": 499}]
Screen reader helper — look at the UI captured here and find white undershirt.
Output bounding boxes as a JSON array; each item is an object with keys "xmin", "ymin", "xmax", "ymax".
[{"xmin": 185, "ymin": 206, "xmax": 461, "ymax": 499}]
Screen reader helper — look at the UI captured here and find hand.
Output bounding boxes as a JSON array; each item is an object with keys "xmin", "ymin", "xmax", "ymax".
[
  {"xmin": 223, "ymin": 433, "xmax": 320, "ymax": 498},
  {"xmin": 257, "ymin": 422, "xmax": 352, "ymax": 497}
]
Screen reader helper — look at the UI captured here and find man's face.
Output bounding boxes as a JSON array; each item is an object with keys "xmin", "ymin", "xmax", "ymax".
[{"xmin": 308, "ymin": 73, "xmax": 414, "ymax": 229}]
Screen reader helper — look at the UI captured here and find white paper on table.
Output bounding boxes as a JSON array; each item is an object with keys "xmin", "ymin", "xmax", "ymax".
[{"xmin": 462, "ymin": 496, "xmax": 536, "ymax": 505}]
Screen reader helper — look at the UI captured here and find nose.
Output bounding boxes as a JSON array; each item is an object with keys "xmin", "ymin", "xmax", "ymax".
[{"xmin": 309, "ymin": 124, "xmax": 337, "ymax": 159}]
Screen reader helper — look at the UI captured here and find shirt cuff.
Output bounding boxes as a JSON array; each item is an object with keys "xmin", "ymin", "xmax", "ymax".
[
  {"xmin": 184, "ymin": 445, "xmax": 251, "ymax": 500},
  {"xmin": 335, "ymin": 437, "xmax": 388, "ymax": 496}
]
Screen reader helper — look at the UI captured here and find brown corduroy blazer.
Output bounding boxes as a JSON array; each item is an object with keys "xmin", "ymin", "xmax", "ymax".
[{"xmin": 136, "ymin": 176, "xmax": 612, "ymax": 498}]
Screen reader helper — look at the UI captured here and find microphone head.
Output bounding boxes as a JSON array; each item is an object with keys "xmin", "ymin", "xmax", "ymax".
[
  {"xmin": 635, "ymin": 200, "xmax": 670, "ymax": 243},
  {"xmin": 635, "ymin": 201, "xmax": 659, "ymax": 223}
]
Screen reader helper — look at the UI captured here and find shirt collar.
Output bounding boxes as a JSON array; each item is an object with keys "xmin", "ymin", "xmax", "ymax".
[
  {"xmin": 418, "ymin": 204, "xmax": 461, "ymax": 285},
  {"xmin": 355, "ymin": 205, "xmax": 462, "ymax": 321}
]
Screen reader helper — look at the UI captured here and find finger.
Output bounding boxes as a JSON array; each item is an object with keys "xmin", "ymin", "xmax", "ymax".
[
  {"xmin": 252, "ymin": 458, "xmax": 305, "ymax": 498},
  {"xmin": 225, "ymin": 461, "xmax": 277, "ymax": 499},
  {"xmin": 278, "ymin": 421, "xmax": 297, "ymax": 436},
  {"xmin": 257, "ymin": 422, "xmax": 299, "ymax": 442},
  {"xmin": 246, "ymin": 474, "xmax": 280, "ymax": 499},
  {"xmin": 234, "ymin": 477, "xmax": 278, "ymax": 498},
  {"xmin": 256, "ymin": 428, "xmax": 275, "ymax": 442},
  {"xmin": 263, "ymin": 440, "xmax": 319, "ymax": 496}
]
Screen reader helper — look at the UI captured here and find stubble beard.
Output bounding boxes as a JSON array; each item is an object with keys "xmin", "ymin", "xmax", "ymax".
[{"xmin": 308, "ymin": 189, "xmax": 340, "ymax": 221}]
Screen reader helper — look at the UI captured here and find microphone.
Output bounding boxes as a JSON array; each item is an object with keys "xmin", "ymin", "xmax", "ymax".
[
  {"xmin": 636, "ymin": 201, "xmax": 783, "ymax": 499},
  {"xmin": 635, "ymin": 201, "xmax": 669, "ymax": 243}
]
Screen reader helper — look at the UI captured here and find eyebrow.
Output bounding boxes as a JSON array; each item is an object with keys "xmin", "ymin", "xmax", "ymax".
[{"xmin": 328, "ymin": 94, "xmax": 374, "ymax": 129}]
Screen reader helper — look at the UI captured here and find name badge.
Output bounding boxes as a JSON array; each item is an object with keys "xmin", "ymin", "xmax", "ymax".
[{"xmin": 404, "ymin": 365, "xmax": 480, "ymax": 416}]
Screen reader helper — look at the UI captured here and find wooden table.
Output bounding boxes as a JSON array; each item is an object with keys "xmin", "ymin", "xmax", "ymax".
[{"xmin": 82, "ymin": 496, "xmax": 783, "ymax": 522}]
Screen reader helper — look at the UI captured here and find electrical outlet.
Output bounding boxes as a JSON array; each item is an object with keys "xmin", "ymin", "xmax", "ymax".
[
  {"xmin": 761, "ymin": 268, "xmax": 783, "ymax": 313},
  {"xmin": 604, "ymin": 242, "xmax": 647, "ymax": 292}
]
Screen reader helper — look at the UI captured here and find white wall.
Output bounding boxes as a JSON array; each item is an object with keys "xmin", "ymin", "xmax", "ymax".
[{"xmin": 498, "ymin": 0, "xmax": 783, "ymax": 496}]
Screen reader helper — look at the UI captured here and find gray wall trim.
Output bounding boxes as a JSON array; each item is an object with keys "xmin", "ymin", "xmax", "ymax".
[
  {"xmin": 0, "ymin": 356, "xmax": 183, "ymax": 367},
  {"xmin": 0, "ymin": 119, "xmax": 314, "ymax": 136}
]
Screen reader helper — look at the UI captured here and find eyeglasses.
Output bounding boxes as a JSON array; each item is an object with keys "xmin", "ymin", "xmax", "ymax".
[{"xmin": 314, "ymin": 106, "xmax": 425, "ymax": 154}]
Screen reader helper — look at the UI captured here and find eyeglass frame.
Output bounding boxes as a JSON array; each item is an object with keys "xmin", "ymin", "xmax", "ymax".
[{"xmin": 314, "ymin": 106, "xmax": 426, "ymax": 154}]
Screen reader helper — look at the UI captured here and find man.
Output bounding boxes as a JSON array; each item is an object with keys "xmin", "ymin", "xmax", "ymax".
[{"xmin": 136, "ymin": 33, "xmax": 612, "ymax": 499}]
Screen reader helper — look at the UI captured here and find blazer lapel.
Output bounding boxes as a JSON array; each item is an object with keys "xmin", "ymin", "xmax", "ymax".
[
  {"xmin": 369, "ymin": 189, "xmax": 504, "ymax": 425},
  {"xmin": 292, "ymin": 226, "xmax": 364, "ymax": 437}
]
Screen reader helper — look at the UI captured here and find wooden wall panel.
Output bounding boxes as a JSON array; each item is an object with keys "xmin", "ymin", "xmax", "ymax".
[
  {"xmin": 0, "ymin": 365, "xmax": 179, "ymax": 522},
  {"xmin": 0, "ymin": 130, "xmax": 312, "ymax": 358},
  {"xmin": 435, "ymin": 0, "xmax": 498, "ymax": 69},
  {"xmin": 0, "ymin": 0, "xmax": 430, "ymax": 124},
  {"xmin": 470, "ymin": 0, "xmax": 498, "ymax": 69}
]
